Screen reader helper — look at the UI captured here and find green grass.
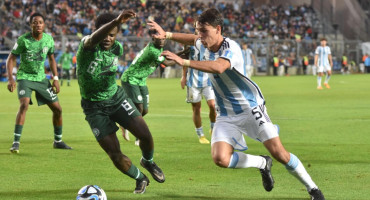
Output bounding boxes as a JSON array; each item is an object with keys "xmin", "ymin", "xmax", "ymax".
[{"xmin": 1, "ymin": 75, "xmax": 370, "ymax": 200}]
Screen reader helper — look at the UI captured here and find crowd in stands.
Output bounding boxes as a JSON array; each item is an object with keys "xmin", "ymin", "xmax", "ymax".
[
  {"xmin": 1, "ymin": 0, "xmax": 318, "ymax": 45},
  {"xmin": 3, "ymin": 0, "xmax": 364, "ymax": 80}
]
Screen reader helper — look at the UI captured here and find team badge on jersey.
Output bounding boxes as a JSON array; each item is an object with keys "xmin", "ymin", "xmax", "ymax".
[{"xmin": 43, "ymin": 47, "xmax": 49, "ymax": 54}]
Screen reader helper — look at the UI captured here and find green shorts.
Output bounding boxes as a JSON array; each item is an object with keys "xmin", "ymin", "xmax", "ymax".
[
  {"xmin": 17, "ymin": 79, "xmax": 59, "ymax": 106},
  {"xmin": 121, "ymin": 81, "xmax": 149, "ymax": 110},
  {"xmin": 81, "ymin": 87, "xmax": 141, "ymax": 141}
]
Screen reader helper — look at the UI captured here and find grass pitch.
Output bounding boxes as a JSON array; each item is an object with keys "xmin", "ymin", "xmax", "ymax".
[{"xmin": 0, "ymin": 74, "xmax": 369, "ymax": 200}]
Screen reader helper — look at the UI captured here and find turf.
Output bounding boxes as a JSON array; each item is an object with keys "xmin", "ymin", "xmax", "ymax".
[{"xmin": 0, "ymin": 74, "xmax": 369, "ymax": 200}]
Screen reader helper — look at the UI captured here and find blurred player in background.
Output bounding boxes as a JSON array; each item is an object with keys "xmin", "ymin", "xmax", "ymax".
[
  {"xmin": 180, "ymin": 21, "xmax": 216, "ymax": 144},
  {"xmin": 58, "ymin": 46, "xmax": 73, "ymax": 86},
  {"xmin": 241, "ymin": 42, "xmax": 257, "ymax": 78},
  {"xmin": 120, "ymin": 29, "xmax": 170, "ymax": 145},
  {"xmin": 6, "ymin": 12, "xmax": 72, "ymax": 153},
  {"xmin": 149, "ymin": 8, "xmax": 325, "ymax": 200},
  {"xmin": 76, "ymin": 11, "xmax": 165, "ymax": 194},
  {"xmin": 314, "ymin": 38, "xmax": 333, "ymax": 89}
]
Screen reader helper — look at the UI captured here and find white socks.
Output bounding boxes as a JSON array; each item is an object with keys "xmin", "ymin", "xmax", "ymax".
[{"xmin": 228, "ymin": 152, "xmax": 266, "ymax": 169}]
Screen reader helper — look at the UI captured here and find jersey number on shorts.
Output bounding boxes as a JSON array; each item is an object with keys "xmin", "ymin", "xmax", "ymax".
[
  {"xmin": 121, "ymin": 100, "xmax": 135, "ymax": 115},
  {"xmin": 251, "ymin": 107, "xmax": 265, "ymax": 126}
]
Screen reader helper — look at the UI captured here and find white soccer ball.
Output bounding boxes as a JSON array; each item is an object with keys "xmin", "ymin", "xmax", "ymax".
[{"xmin": 76, "ymin": 185, "xmax": 107, "ymax": 200}]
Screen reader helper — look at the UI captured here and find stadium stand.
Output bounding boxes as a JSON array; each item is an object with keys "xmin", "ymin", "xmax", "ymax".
[{"xmin": 0, "ymin": 0, "xmax": 369, "ymax": 77}]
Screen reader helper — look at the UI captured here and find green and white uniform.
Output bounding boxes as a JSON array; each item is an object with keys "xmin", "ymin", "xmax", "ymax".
[
  {"xmin": 11, "ymin": 32, "xmax": 58, "ymax": 105},
  {"xmin": 77, "ymin": 37, "xmax": 140, "ymax": 140},
  {"xmin": 59, "ymin": 52, "xmax": 73, "ymax": 82},
  {"xmin": 121, "ymin": 42, "xmax": 165, "ymax": 109}
]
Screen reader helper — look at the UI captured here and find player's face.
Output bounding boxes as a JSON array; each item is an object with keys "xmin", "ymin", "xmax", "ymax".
[
  {"xmin": 196, "ymin": 23, "xmax": 221, "ymax": 50},
  {"xmin": 320, "ymin": 40, "xmax": 327, "ymax": 46},
  {"xmin": 153, "ymin": 38, "xmax": 166, "ymax": 48},
  {"xmin": 31, "ymin": 16, "xmax": 45, "ymax": 35},
  {"xmin": 100, "ymin": 27, "xmax": 118, "ymax": 50}
]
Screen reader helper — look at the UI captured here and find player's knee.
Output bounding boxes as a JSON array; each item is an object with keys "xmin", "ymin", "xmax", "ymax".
[
  {"xmin": 109, "ymin": 152, "xmax": 126, "ymax": 165},
  {"xmin": 52, "ymin": 106, "xmax": 62, "ymax": 117},
  {"xmin": 212, "ymin": 154, "xmax": 230, "ymax": 168},
  {"xmin": 19, "ymin": 102, "xmax": 29, "ymax": 113}
]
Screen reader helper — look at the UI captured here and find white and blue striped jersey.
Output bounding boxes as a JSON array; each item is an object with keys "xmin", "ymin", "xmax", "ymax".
[
  {"xmin": 315, "ymin": 46, "xmax": 331, "ymax": 67},
  {"xmin": 195, "ymin": 38, "xmax": 265, "ymax": 116},
  {"xmin": 186, "ymin": 46, "xmax": 212, "ymax": 88},
  {"xmin": 242, "ymin": 48, "xmax": 253, "ymax": 66}
]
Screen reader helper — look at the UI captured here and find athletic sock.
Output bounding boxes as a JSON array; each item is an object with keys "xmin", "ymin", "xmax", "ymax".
[
  {"xmin": 142, "ymin": 150, "xmax": 154, "ymax": 164},
  {"xmin": 13, "ymin": 124, "xmax": 23, "ymax": 142},
  {"xmin": 54, "ymin": 126, "xmax": 63, "ymax": 141},
  {"xmin": 325, "ymin": 74, "xmax": 331, "ymax": 83},
  {"xmin": 285, "ymin": 153, "xmax": 318, "ymax": 191},
  {"xmin": 317, "ymin": 76, "xmax": 322, "ymax": 87},
  {"xmin": 196, "ymin": 127, "xmax": 204, "ymax": 137},
  {"xmin": 125, "ymin": 163, "xmax": 145, "ymax": 180},
  {"xmin": 228, "ymin": 152, "xmax": 266, "ymax": 169}
]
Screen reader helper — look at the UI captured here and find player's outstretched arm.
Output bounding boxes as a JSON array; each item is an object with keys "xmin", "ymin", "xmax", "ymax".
[
  {"xmin": 84, "ymin": 10, "xmax": 136, "ymax": 50},
  {"xmin": 147, "ymin": 20, "xmax": 197, "ymax": 46},
  {"xmin": 6, "ymin": 53, "xmax": 17, "ymax": 92},
  {"xmin": 161, "ymin": 50, "xmax": 230, "ymax": 74}
]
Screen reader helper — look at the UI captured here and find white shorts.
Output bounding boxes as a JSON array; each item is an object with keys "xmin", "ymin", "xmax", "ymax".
[
  {"xmin": 317, "ymin": 65, "xmax": 331, "ymax": 73},
  {"xmin": 186, "ymin": 86, "xmax": 215, "ymax": 103},
  {"xmin": 211, "ymin": 105, "xmax": 279, "ymax": 151}
]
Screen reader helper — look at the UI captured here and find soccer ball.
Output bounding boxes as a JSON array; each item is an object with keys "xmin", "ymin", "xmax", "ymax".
[{"xmin": 76, "ymin": 185, "xmax": 107, "ymax": 200}]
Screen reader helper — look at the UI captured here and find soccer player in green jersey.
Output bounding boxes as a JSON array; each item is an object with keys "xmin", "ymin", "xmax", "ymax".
[
  {"xmin": 6, "ymin": 13, "xmax": 72, "ymax": 153},
  {"xmin": 120, "ymin": 29, "xmax": 167, "ymax": 144},
  {"xmin": 76, "ymin": 11, "xmax": 165, "ymax": 194},
  {"xmin": 58, "ymin": 46, "xmax": 73, "ymax": 86}
]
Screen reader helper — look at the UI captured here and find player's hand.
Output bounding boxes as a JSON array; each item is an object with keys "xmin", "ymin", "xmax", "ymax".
[
  {"xmin": 117, "ymin": 10, "xmax": 136, "ymax": 24},
  {"xmin": 52, "ymin": 80, "xmax": 60, "ymax": 94},
  {"xmin": 147, "ymin": 20, "xmax": 166, "ymax": 39},
  {"xmin": 180, "ymin": 76, "xmax": 186, "ymax": 89},
  {"xmin": 7, "ymin": 79, "xmax": 16, "ymax": 92},
  {"xmin": 161, "ymin": 50, "xmax": 184, "ymax": 66}
]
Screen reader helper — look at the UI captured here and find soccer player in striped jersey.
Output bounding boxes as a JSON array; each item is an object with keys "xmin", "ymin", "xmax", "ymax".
[
  {"xmin": 76, "ymin": 11, "xmax": 165, "ymax": 194},
  {"xmin": 241, "ymin": 42, "xmax": 257, "ymax": 78},
  {"xmin": 314, "ymin": 38, "xmax": 333, "ymax": 89},
  {"xmin": 149, "ymin": 8, "xmax": 325, "ymax": 200},
  {"xmin": 180, "ymin": 23, "xmax": 216, "ymax": 144}
]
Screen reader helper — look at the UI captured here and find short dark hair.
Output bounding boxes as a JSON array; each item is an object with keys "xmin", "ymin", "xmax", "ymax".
[
  {"xmin": 198, "ymin": 8, "xmax": 223, "ymax": 32},
  {"xmin": 96, "ymin": 13, "xmax": 118, "ymax": 29},
  {"xmin": 29, "ymin": 13, "xmax": 45, "ymax": 24},
  {"xmin": 148, "ymin": 29, "xmax": 158, "ymax": 36},
  {"xmin": 320, "ymin": 37, "xmax": 327, "ymax": 41}
]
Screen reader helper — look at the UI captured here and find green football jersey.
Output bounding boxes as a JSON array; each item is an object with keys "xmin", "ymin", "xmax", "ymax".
[
  {"xmin": 11, "ymin": 32, "xmax": 55, "ymax": 81},
  {"xmin": 77, "ymin": 37, "xmax": 123, "ymax": 101},
  {"xmin": 121, "ymin": 42, "xmax": 165, "ymax": 86},
  {"xmin": 59, "ymin": 52, "xmax": 73, "ymax": 70}
]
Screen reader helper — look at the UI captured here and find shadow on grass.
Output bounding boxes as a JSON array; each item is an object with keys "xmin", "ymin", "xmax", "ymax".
[{"xmin": 0, "ymin": 189, "xmax": 308, "ymax": 200}]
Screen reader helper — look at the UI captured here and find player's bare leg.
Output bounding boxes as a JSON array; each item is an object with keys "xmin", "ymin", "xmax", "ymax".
[
  {"xmin": 192, "ymin": 102, "xmax": 210, "ymax": 144},
  {"xmin": 125, "ymin": 116, "xmax": 165, "ymax": 183},
  {"xmin": 206, "ymin": 99, "xmax": 216, "ymax": 136},
  {"xmin": 317, "ymin": 72, "xmax": 323, "ymax": 90},
  {"xmin": 98, "ymin": 133, "xmax": 149, "ymax": 194},
  {"xmin": 211, "ymin": 141, "xmax": 274, "ymax": 191},
  {"xmin": 263, "ymin": 137, "xmax": 325, "ymax": 199},
  {"xmin": 48, "ymin": 101, "xmax": 71, "ymax": 149},
  {"xmin": 10, "ymin": 97, "xmax": 30, "ymax": 153},
  {"xmin": 324, "ymin": 70, "xmax": 331, "ymax": 89}
]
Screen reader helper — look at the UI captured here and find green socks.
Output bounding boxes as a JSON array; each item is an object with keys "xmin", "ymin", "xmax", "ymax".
[
  {"xmin": 54, "ymin": 126, "xmax": 62, "ymax": 141},
  {"xmin": 13, "ymin": 124, "xmax": 23, "ymax": 142},
  {"xmin": 125, "ymin": 164, "xmax": 144, "ymax": 180},
  {"xmin": 142, "ymin": 150, "xmax": 154, "ymax": 164}
]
